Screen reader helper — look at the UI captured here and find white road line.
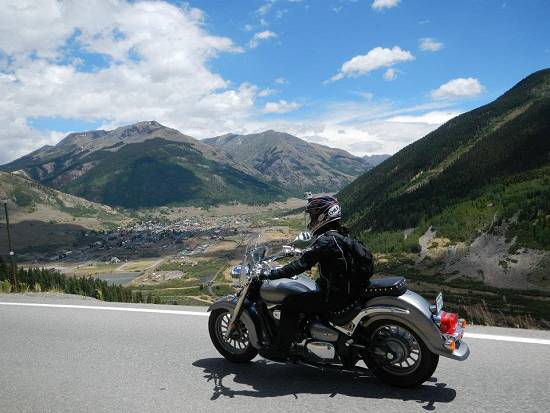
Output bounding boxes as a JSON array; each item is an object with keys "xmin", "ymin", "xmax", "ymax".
[
  {"xmin": 2, "ymin": 302, "xmax": 550, "ymax": 346},
  {"xmin": 463, "ymin": 332, "xmax": 550, "ymax": 346},
  {"xmin": 0, "ymin": 302, "xmax": 209, "ymax": 317}
]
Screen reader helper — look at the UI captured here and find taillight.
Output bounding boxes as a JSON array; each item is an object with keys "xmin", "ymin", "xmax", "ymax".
[{"xmin": 439, "ymin": 311, "xmax": 458, "ymax": 334}]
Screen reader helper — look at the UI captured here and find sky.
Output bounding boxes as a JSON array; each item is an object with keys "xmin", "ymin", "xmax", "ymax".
[{"xmin": 0, "ymin": 0, "xmax": 549, "ymax": 163}]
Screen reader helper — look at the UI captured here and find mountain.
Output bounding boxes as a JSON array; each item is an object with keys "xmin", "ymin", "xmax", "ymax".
[
  {"xmin": 338, "ymin": 69, "xmax": 550, "ymax": 289},
  {"xmin": 363, "ymin": 154, "xmax": 391, "ymax": 167},
  {"xmin": 204, "ymin": 130, "xmax": 370, "ymax": 193},
  {"xmin": 1, "ymin": 121, "xmax": 286, "ymax": 208}
]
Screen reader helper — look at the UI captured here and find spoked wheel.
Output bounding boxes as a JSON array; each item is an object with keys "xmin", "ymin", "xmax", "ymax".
[
  {"xmin": 362, "ymin": 320, "xmax": 439, "ymax": 387},
  {"xmin": 208, "ymin": 309, "xmax": 258, "ymax": 363}
]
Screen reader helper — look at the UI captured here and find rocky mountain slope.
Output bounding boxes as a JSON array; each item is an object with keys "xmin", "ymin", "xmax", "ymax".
[
  {"xmin": 1, "ymin": 122, "xmax": 285, "ymax": 208},
  {"xmin": 339, "ymin": 69, "xmax": 550, "ymax": 290},
  {"xmin": 204, "ymin": 130, "xmax": 370, "ymax": 193}
]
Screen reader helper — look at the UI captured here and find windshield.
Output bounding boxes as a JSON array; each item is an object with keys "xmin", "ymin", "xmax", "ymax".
[{"xmin": 238, "ymin": 233, "xmax": 266, "ymax": 286}]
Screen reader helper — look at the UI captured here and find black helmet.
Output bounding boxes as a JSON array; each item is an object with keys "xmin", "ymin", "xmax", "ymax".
[{"xmin": 305, "ymin": 195, "xmax": 341, "ymax": 234}]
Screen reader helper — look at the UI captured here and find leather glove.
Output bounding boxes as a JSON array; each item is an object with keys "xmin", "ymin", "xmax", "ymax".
[{"xmin": 258, "ymin": 268, "xmax": 271, "ymax": 280}]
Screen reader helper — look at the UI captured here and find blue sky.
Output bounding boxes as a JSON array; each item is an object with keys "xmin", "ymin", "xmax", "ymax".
[{"xmin": 0, "ymin": 0, "xmax": 549, "ymax": 163}]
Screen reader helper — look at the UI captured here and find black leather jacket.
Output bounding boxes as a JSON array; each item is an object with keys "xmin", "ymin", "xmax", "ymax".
[{"xmin": 269, "ymin": 229, "xmax": 353, "ymax": 301}]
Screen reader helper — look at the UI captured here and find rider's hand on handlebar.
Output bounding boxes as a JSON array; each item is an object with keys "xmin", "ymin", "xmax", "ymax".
[{"xmin": 258, "ymin": 268, "xmax": 271, "ymax": 280}]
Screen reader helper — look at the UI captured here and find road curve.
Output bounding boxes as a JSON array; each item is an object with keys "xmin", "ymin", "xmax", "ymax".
[{"xmin": 1, "ymin": 294, "xmax": 549, "ymax": 413}]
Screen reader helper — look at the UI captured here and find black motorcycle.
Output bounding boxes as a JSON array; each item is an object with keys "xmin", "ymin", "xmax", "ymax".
[{"xmin": 208, "ymin": 233, "xmax": 469, "ymax": 387}]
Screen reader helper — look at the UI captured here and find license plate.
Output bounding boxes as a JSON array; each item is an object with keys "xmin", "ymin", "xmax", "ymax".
[{"xmin": 435, "ymin": 292, "xmax": 444, "ymax": 313}]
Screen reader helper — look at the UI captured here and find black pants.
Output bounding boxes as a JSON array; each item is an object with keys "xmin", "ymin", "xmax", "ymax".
[{"xmin": 274, "ymin": 290, "xmax": 348, "ymax": 351}]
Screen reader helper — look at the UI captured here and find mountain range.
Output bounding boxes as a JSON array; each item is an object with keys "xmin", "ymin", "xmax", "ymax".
[
  {"xmin": 1, "ymin": 122, "xmax": 370, "ymax": 208},
  {"xmin": 205, "ymin": 130, "xmax": 371, "ymax": 193}
]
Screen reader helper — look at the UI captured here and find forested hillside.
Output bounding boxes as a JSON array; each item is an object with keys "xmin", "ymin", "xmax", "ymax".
[{"xmin": 339, "ymin": 69, "xmax": 550, "ymax": 249}]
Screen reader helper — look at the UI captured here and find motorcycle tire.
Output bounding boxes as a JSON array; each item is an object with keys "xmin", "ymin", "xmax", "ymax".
[
  {"xmin": 362, "ymin": 320, "xmax": 439, "ymax": 388},
  {"xmin": 208, "ymin": 309, "xmax": 258, "ymax": 363}
]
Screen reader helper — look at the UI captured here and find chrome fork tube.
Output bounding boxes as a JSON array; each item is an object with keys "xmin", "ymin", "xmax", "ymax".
[{"xmin": 224, "ymin": 282, "xmax": 251, "ymax": 339}]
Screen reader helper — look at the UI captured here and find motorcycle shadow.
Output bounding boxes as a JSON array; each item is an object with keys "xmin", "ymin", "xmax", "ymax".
[{"xmin": 192, "ymin": 357, "xmax": 456, "ymax": 409}]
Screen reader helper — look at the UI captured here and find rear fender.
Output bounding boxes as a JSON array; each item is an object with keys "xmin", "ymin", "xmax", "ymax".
[
  {"xmin": 334, "ymin": 290, "xmax": 469, "ymax": 361},
  {"xmin": 208, "ymin": 295, "xmax": 262, "ymax": 349}
]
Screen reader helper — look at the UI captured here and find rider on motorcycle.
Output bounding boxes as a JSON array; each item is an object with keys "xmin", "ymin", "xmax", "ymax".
[{"xmin": 262, "ymin": 195, "xmax": 373, "ymax": 358}]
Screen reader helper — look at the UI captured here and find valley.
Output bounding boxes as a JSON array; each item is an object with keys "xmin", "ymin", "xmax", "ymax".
[{"xmin": 1, "ymin": 70, "xmax": 549, "ymax": 328}]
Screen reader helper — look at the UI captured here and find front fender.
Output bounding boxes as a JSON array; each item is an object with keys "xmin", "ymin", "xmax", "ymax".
[
  {"xmin": 352, "ymin": 290, "xmax": 469, "ymax": 361},
  {"xmin": 208, "ymin": 295, "xmax": 262, "ymax": 349}
]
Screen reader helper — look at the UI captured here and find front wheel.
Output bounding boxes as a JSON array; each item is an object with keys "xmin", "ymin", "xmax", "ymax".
[
  {"xmin": 208, "ymin": 309, "xmax": 258, "ymax": 363},
  {"xmin": 362, "ymin": 320, "xmax": 439, "ymax": 387}
]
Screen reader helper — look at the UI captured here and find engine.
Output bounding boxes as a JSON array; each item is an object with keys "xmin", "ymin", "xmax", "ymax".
[{"xmin": 306, "ymin": 321, "xmax": 339, "ymax": 360}]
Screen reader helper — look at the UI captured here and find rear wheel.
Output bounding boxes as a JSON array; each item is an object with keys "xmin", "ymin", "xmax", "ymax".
[
  {"xmin": 362, "ymin": 320, "xmax": 439, "ymax": 387},
  {"xmin": 208, "ymin": 309, "xmax": 258, "ymax": 363}
]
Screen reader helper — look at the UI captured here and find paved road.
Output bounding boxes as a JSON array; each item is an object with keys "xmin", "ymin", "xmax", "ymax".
[{"xmin": 1, "ymin": 294, "xmax": 549, "ymax": 413}]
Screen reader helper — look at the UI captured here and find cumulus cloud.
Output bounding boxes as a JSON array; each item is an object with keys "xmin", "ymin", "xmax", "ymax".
[
  {"xmin": 248, "ymin": 30, "xmax": 277, "ymax": 48},
  {"xmin": 431, "ymin": 78, "xmax": 485, "ymax": 100},
  {"xmin": 372, "ymin": 0, "xmax": 401, "ymax": 10},
  {"xmin": 419, "ymin": 37, "xmax": 444, "ymax": 52},
  {"xmin": 328, "ymin": 46, "xmax": 414, "ymax": 82},
  {"xmin": 257, "ymin": 1, "xmax": 275, "ymax": 16},
  {"xmin": 0, "ymin": 0, "xmax": 261, "ymax": 163},
  {"xmin": 383, "ymin": 68, "xmax": 397, "ymax": 81},
  {"xmin": 263, "ymin": 100, "xmax": 302, "ymax": 114},
  {"xmin": 258, "ymin": 88, "xmax": 277, "ymax": 97}
]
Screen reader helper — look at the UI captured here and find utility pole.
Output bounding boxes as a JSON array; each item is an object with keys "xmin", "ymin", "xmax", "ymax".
[{"xmin": 2, "ymin": 200, "xmax": 17, "ymax": 291}]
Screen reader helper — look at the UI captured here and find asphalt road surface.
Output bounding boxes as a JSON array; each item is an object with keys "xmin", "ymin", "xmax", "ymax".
[{"xmin": 1, "ymin": 294, "xmax": 549, "ymax": 413}]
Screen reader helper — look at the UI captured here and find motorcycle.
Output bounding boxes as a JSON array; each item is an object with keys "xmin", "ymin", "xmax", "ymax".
[{"xmin": 208, "ymin": 232, "xmax": 470, "ymax": 387}]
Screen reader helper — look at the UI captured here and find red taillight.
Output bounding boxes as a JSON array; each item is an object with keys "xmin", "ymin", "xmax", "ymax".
[{"xmin": 439, "ymin": 311, "xmax": 458, "ymax": 334}]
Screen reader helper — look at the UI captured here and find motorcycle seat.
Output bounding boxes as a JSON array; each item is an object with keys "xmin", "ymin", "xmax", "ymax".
[
  {"xmin": 328, "ymin": 277, "xmax": 407, "ymax": 326},
  {"xmin": 364, "ymin": 276, "xmax": 407, "ymax": 298}
]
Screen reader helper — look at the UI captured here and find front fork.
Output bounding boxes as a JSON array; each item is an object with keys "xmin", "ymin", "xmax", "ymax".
[{"xmin": 224, "ymin": 281, "xmax": 251, "ymax": 339}]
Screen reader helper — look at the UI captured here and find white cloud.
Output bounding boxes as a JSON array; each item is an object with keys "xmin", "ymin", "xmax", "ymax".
[
  {"xmin": 258, "ymin": 88, "xmax": 277, "ymax": 97},
  {"xmin": 248, "ymin": 30, "xmax": 277, "ymax": 48},
  {"xmin": 419, "ymin": 37, "xmax": 444, "ymax": 52},
  {"xmin": 276, "ymin": 9, "xmax": 288, "ymax": 19},
  {"xmin": 388, "ymin": 110, "xmax": 461, "ymax": 125},
  {"xmin": 328, "ymin": 46, "xmax": 414, "ymax": 82},
  {"xmin": 275, "ymin": 77, "xmax": 289, "ymax": 85},
  {"xmin": 257, "ymin": 2, "xmax": 274, "ymax": 16},
  {"xmin": 237, "ymin": 100, "xmax": 460, "ymax": 156},
  {"xmin": 383, "ymin": 68, "xmax": 397, "ymax": 81},
  {"xmin": 263, "ymin": 100, "xmax": 302, "ymax": 114},
  {"xmin": 0, "ymin": 0, "xmax": 259, "ymax": 163},
  {"xmin": 372, "ymin": 0, "xmax": 400, "ymax": 10},
  {"xmin": 431, "ymin": 78, "xmax": 485, "ymax": 100}
]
